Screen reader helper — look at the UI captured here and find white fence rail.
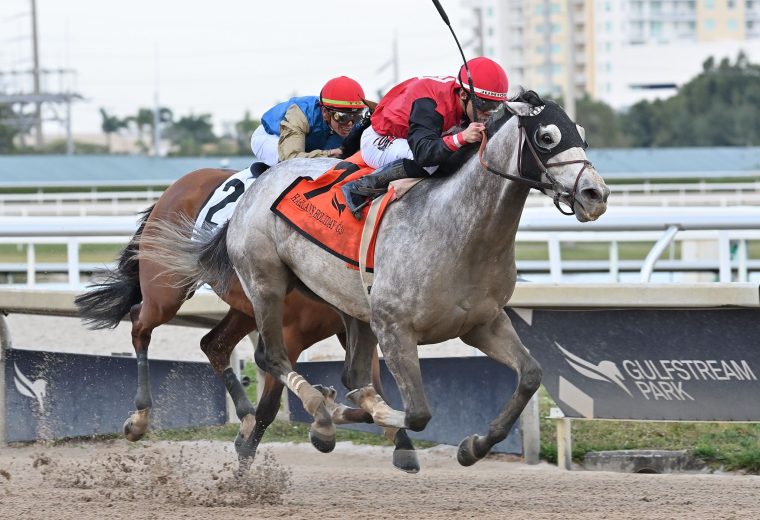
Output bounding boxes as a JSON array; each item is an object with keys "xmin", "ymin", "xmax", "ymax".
[
  {"xmin": 0, "ymin": 190, "xmax": 160, "ymax": 217},
  {"xmin": 1, "ymin": 206, "xmax": 759, "ymax": 286},
  {"xmin": 3, "ymin": 182, "xmax": 760, "ymax": 216}
]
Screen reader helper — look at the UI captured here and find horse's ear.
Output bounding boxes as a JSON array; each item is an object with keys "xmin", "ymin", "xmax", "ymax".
[
  {"xmin": 522, "ymin": 90, "xmax": 545, "ymax": 106},
  {"xmin": 576, "ymin": 124, "xmax": 586, "ymax": 142},
  {"xmin": 362, "ymin": 98, "xmax": 378, "ymax": 114},
  {"xmin": 505, "ymin": 101, "xmax": 533, "ymax": 117}
]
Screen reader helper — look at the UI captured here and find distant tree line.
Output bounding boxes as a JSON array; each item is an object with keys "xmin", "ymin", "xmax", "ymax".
[
  {"xmin": 95, "ymin": 107, "xmax": 258, "ymax": 156},
  {"xmin": 0, "ymin": 53, "xmax": 758, "ymax": 155},
  {"xmin": 573, "ymin": 52, "xmax": 760, "ymax": 148}
]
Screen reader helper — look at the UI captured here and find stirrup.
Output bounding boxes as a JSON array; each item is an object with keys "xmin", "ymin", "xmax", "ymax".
[
  {"xmin": 341, "ymin": 185, "xmax": 368, "ymax": 220},
  {"xmin": 350, "ymin": 198, "xmax": 372, "ymax": 220},
  {"xmin": 354, "ymin": 185, "xmax": 388, "ymax": 196}
]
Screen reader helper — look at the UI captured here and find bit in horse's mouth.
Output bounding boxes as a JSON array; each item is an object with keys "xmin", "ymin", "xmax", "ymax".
[{"xmin": 569, "ymin": 197, "xmax": 592, "ymax": 222}]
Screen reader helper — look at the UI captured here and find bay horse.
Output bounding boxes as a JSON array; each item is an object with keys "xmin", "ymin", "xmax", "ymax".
[
  {"xmin": 74, "ymin": 165, "xmax": 419, "ymax": 473},
  {"xmin": 138, "ymin": 92, "xmax": 610, "ymax": 466}
]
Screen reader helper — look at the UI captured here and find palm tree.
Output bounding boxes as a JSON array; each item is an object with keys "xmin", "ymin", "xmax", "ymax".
[
  {"xmin": 0, "ymin": 105, "xmax": 21, "ymax": 153},
  {"xmin": 132, "ymin": 108, "xmax": 155, "ymax": 150},
  {"xmin": 99, "ymin": 108, "xmax": 129, "ymax": 153},
  {"xmin": 235, "ymin": 111, "xmax": 260, "ymax": 154},
  {"xmin": 164, "ymin": 113, "xmax": 217, "ymax": 155}
]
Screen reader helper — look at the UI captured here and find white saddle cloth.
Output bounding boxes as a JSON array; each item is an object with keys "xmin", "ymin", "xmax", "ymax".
[{"xmin": 194, "ymin": 167, "xmax": 258, "ymax": 233}]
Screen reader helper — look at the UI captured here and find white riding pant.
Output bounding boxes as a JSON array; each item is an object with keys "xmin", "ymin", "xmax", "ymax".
[
  {"xmin": 360, "ymin": 126, "xmax": 437, "ymax": 174},
  {"xmin": 250, "ymin": 125, "xmax": 279, "ymax": 166}
]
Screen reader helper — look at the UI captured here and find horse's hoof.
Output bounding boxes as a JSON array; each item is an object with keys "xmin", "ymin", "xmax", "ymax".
[
  {"xmin": 234, "ymin": 431, "xmax": 260, "ymax": 460},
  {"xmin": 309, "ymin": 427, "xmax": 336, "ymax": 453},
  {"xmin": 313, "ymin": 384, "xmax": 337, "ymax": 401},
  {"xmin": 123, "ymin": 409, "xmax": 150, "ymax": 442},
  {"xmin": 233, "ymin": 415, "xmax": 259, "ymax": 475},
  {"xmin": 457, "ymin": 435, "xmax": 484, "ymax": 467},
  {"xmin": 393, "ymin": 449, "xmax": 420, "ymax": 474},
  {"xmin": 236, "ymin": 454, "xmax": 254, "ymax": 478},
  {"xmin": 123, "ymin": 417, "xmax": 146, "ymax": 442}
]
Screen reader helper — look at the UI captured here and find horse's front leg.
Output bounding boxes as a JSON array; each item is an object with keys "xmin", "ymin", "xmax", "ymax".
[
  {"xmin": 368, "ymin": 349, "xmax": 420, "ymax": 474},
  {"xmin": 242, "ymin": 266, "xmax": 336, "ymax": 454},
  {"xmin": 199, "ymin": 309, "xmax": 258, "ymax": 471},
  {"xmin": 457, "ymin": 311, "xmax": 542, "ymax": 466},
  {"xmin": 349, "ymin": 317, "xmax": 431, "ymax": 433}
]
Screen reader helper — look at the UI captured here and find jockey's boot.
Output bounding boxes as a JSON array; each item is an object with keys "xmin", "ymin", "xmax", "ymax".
[{"xmin": 341, "ymin": 159, "xmax": 422, "ymax": 220}]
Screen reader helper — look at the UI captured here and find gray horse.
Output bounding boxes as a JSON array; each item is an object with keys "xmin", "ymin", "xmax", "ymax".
[{"xmin": 142, "ymin": 93, "xmax": 609, "ymax": 466}]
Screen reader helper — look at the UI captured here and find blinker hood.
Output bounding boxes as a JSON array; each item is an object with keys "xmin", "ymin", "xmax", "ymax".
[{"xmin": 518, "ymin": 100, "xmax": 587, "ymax": 179}]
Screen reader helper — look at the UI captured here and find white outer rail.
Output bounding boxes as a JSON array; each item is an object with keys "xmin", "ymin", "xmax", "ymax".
[
  {"xmin": 3, "ymin": 184, "xmax": 760, "ymax": 217},
  {"xmin": 1, "ymin": 206, "xmax": 760, "ymax": 286}
]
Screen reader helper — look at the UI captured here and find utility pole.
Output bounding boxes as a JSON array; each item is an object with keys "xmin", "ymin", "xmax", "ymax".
[
  {"xmin": 565, "ymin": 0, "xmax": 577, "ymax": 120},
  {"xmin": 392, "ymin": 31, "xmax": 399, "ymax": 87},
  {"xmin": 470, "ymin": 6, "xmax": 484, "ymax": 56},
  {"xmin": 30, "ymin": 0, "xmax": 43, "ymax": 148},
  {"xmin": 543, "ymin": 0, "xmax": 553, "ymax": 96},
  {"xmin": 153, "ymin": 92, "xmax": 162, "ymax": 156},
  {"xmin": 65, "ymin": 98, "xmax": 73, "ymax": 155},
  {"xmin": 152, "ymin": 44, "xmax": 162, "ymax": 156},
  {"xmin": 376, "ymin": 31, "xmax": 399, "ymax": 99}
]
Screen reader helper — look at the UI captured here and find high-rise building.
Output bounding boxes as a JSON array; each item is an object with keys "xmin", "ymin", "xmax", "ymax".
[{"xmin": 468, "ymin": 0, "xmax": 760, "ymax": 107}]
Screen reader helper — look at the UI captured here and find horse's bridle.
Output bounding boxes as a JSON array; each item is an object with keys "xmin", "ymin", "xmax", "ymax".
[{"xmin": 478, "ymin": 118, "xmax": 592, "ymax": 216}]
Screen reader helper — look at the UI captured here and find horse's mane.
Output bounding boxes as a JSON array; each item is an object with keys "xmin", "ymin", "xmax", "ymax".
[
  {"xmin": 511, "ymin": 88, "xmax": 545, "ymax": 106},
  {"xmin": 437, "ymin": 89, "xmax": 545, "ymax": 176}
]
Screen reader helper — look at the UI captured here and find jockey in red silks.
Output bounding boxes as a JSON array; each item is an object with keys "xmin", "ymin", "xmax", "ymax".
[{"xmin": 341, "ymin": 57, "xmax": 509, "ymax": 217}]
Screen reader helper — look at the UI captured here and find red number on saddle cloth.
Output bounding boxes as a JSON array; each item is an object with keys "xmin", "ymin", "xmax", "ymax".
[{"xmin": 270, "ymin": 154, "xmax": 395, "ymax": 271}]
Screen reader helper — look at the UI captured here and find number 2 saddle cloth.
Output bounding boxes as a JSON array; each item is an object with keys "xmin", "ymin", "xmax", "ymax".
[{"xmin": 271, "ymin": 152, "xmax": 404, "ymax": 273}]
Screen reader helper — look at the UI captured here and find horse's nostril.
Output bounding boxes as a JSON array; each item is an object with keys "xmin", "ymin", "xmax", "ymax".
[{"xmin": 582, "ymin": 188, "xmax": 603, "ymax": 202}]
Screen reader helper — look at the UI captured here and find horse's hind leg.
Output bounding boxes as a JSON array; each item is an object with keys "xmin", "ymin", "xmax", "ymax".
[
  {"xmin": 457, "ymin": 311, "xmax": 542, "ymax": 466},
  {"xmin": 350, "ymin": 318, "xmax": 431, "ymax": 432},
  {"xmin": 239, "ymin": 262, "xmax": 336, "ymax": 453},
  {"xmin": 199, "ymin": 309, "xmax": 258, "ymax": 469},
  {"xmin": 248, "ymin": 322, "xmax": 328, "ymax": 463},
  {"xmin": 337, "ymin": 318, "xmax": 420, "ymax": 473},
  {"xmin": 124, "ymin": 296, "xmax": 184, "ymax": 441}
]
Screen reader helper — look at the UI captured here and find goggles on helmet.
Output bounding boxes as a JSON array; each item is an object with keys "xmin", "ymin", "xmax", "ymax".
[
  {"xmin": 474, "ymin": 97, "xmax": 504, "ymax": 114},
  {"xmin": 327, "ymin": 109, "xmax": 364, "ymax": 125}
]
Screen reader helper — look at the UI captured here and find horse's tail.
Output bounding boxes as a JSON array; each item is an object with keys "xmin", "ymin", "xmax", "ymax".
[
  {"xmin": 135, "ymin": 214, "xmax": 236, "ymax": 297},
  {"xmin": 195, "ymin": 221, "xmax": 236, "ymax": 296},
  {"xmin": 74, "ymin": 204, "xmax": 154, "ymax": 330}
]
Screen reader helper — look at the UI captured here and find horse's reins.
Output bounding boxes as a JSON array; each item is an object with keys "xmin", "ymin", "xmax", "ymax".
[{"xmin": 477, "ymin": 121, "xmax": 592, "ymax": 216}]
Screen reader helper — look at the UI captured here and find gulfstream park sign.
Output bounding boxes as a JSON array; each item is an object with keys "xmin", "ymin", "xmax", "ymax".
[
  {"xmin": 508, "ymin": 308, "xmax": 760, "ymax": 421},
  {"xmin": 620, "ymin": 358, "xmax": 756, "ymax": 400},
  {"xmin": 557, "ymin": 341, "xmax": 756, "ymax": 402}
]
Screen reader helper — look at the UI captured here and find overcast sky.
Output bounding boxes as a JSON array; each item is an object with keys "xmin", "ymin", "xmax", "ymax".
[{"xmin": 1, "ymin": 0, "xmax": 474, "ymax": 136}]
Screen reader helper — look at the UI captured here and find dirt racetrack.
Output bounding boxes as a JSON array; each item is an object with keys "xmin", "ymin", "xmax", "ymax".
[{"xmin": 0, "ymin": 438, "xmax": 757, "ymax": 520}]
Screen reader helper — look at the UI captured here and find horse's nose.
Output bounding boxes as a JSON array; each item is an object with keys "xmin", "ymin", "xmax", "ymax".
[{"xmin": 580, "ymin": 184, "xmax": 609, "ymax": 204}]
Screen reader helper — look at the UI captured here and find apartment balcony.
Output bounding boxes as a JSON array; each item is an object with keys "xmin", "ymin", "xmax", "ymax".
[
  {"xmin": 572, "ymin": 54, "xmax": 587, "ymax": 66},
  {"xmin": 627, "ymin": 12, "xmax": 649, "ymax": 22},
  {"xmin": 628, "ymin": 11, "xmax": 695, "ymax": 23},
  {"xmin": 661, "ymin": 11, "xmax": 698, "ymax": 21},
  {"xmin": 574, "ymin": 34, "xmax": 587, "ymax": 45}
]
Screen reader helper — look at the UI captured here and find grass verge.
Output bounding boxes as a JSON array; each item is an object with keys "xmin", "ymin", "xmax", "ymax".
[
  {"xmin": 537, "ymin": 387, "xmax": 760, "ymax": 473},
  {"xmin": 143, "ymin": 421, "xmax": 439, "ymax": 449}
]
